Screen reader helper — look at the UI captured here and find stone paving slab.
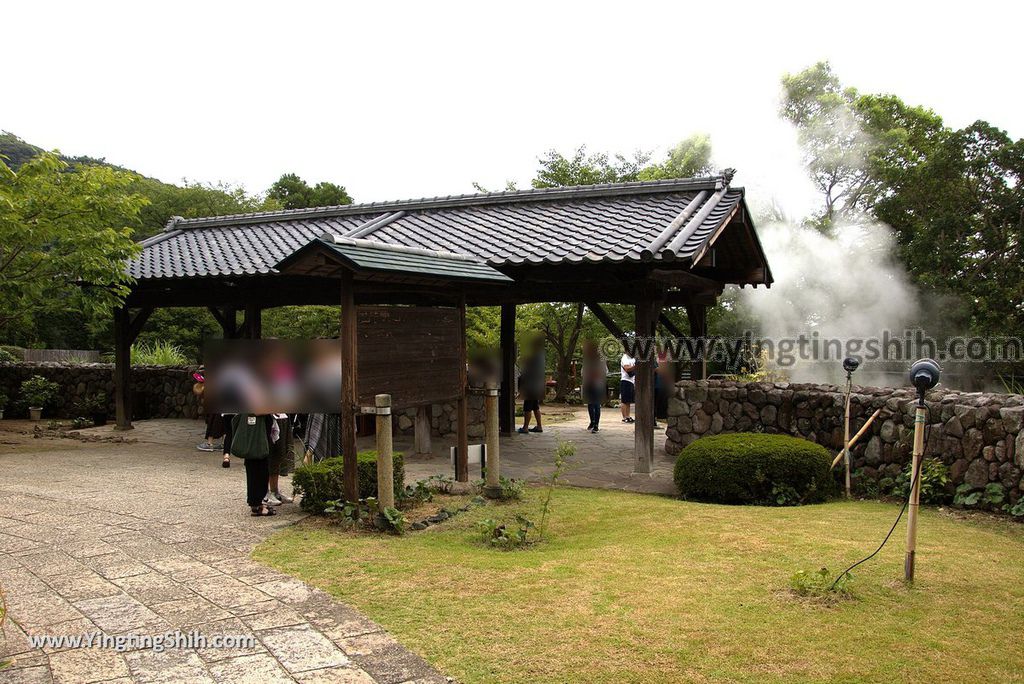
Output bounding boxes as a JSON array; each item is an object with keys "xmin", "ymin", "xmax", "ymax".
[{"xmin": 0, "ymin": 425, "xmax": 449, "ymax": 683}]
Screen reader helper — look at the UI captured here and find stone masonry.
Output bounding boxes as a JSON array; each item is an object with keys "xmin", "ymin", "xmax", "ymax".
[{"xmin": 666, "ymin": 380, "xmax": 1024, "ymax": 503}]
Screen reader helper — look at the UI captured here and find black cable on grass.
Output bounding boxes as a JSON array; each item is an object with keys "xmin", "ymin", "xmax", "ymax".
[{"xmin": 830, "ymin": 409, "xmax": 930, "ymax": 590}]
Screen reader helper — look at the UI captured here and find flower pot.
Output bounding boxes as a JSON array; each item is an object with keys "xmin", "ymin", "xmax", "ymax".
[{"xmin": 29, "ymin": 407, "xmax": 43, "ymax": 421}]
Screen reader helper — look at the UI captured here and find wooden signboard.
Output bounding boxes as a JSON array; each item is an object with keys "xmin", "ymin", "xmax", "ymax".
[{"xmin": 356, "ymin": 305, "xmax": 461, "ymax": 408}]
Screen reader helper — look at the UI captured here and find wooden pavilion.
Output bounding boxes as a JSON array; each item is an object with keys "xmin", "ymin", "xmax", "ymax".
[{"xmin": 119, "ymin": 173, "xmax": 773, "ymax": 490}]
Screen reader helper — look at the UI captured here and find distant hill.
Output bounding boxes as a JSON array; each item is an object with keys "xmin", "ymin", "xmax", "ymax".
[{"xmin": 0, "ymin": 130, "xmax": 139, "ymax": 174}]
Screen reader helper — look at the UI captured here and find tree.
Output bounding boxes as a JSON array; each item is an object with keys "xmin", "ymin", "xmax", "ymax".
[
  {"xmin": 0, "ymin": 153, "xmax": 144, "ymax": 337},
  {"xmin": 268, "ymin": 173, "xmax": 353, "ymax": 209},
  {"xmin": 132, "ymin": 178, "xmax": 277, "ymax": 240},
  {"xmin": 639, "ymin": 134, "xmax": 714, "ymax": 180},
  {"xmin": 532, "ymin": 147, "xmax": 653, "ymax": 188}
]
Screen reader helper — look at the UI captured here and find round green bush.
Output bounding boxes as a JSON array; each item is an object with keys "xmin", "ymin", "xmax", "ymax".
[{"xmin": 674, "ymin": 433, "xmax": 834, "ymax": 506}]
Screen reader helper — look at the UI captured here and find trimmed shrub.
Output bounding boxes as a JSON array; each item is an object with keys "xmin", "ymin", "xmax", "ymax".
[
  {"xmin": 674, "ymin": 433, "xmax": 834, "ymax": 505},
  {"xmin": 292, "ymin": 450, "xmax": 405, "ymax": 513}
]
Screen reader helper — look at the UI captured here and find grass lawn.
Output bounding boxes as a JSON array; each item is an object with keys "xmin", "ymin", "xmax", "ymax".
[{"xmin": 255, "ymin": 487, "xmax": 1024, "ymax": 683}]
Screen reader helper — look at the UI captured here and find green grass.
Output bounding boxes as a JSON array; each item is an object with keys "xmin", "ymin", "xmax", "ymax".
[{"xmin": 254, "ymin": 488, "xmax": 1024, "ymax": 684}]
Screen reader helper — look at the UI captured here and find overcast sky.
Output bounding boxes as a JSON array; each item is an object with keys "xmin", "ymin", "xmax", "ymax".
[{"xmin": 6, "ymin": 1, "xmax": 1022, "ymax": 218}]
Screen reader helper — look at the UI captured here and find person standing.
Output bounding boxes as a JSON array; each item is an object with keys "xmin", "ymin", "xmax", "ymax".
[
  {"xmin": 620, "ymin": 351, "xmax": 636, "ymax": 423},
  {"xmin": 581, "ymin": 340, "xmax": 606, "ymax": 433},
  {"xmin": 230, "ymin": 413, "xmax": 276, "ymax": 516},
  {"xmin": 517, "ymin": 335, "xmax": 546, "ymax": 434},
  {"xmin": 264, "ymin": 413, "xmax": 294, "ymax": 506}
]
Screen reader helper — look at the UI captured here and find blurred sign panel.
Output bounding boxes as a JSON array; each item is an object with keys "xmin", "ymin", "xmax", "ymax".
[{"xmin": 204, "ymin": 306, "xmax": 461, "ymax": 414}]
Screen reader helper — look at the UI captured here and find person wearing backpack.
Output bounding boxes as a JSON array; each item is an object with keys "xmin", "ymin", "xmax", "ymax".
[{"xmin": 230, "ymin": 414, "xmax": 276, "ymax": 516}]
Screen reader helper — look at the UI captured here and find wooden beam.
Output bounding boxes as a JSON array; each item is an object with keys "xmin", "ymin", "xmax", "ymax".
[
  {"xmin": 455, "ymin": 294, "xmax": 469, "ymax": 482},
  {"xmin": 499, "ymin": 303, "xmax": 516, "ymax": 435},
  {"xmin": 340, "ymin": 272, "xmax": 359, "ymax": 501},
  {"xmin": 686, "ymin": 302, "xmax": 708, "ymax": 380},
  {"xmin": 649, "ymin": 269, "xmax": 725, "ymax": 295},
  {"xmin": 585, "ymin": 302, "xmax": 625, "ymax": 339},
  {"xmin": 658, "ymin": 312, "xmax": 685, "ymax": 339},
  {"xmin": 113, "ymin": 306, "xmax": 132, "ymax": 431},
  {"xmin": 127, "ymin": 307, "xmax": 154, "ymax": 343},
  {"xmin": 633, "ymin": 297, "xmax": 661, "ymax": 474}
]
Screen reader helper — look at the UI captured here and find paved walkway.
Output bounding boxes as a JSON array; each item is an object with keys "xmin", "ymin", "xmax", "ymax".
[
  {"xmin": 402, "ymin": 408, "xmax": 676, "ymax": 496},
  {"xmin": 0, "ymin": 427, "xmax": 447, "ymax": 684}
]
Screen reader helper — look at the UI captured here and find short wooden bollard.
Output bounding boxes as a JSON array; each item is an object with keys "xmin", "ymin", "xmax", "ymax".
[
  {"xmin": 483, "ymin": 382, "xmax": 502, "ymax": 498},
  {"xmin": 375, "ymin": 394, "xmax": 395, "ymax": 509}
]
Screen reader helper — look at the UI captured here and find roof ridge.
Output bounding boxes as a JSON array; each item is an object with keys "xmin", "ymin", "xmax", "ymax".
[{"xmin": 165, "ymin": 175, "xmax": 733, "ymax": 231}]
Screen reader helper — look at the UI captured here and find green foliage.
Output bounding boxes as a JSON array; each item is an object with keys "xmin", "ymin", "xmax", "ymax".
[
  {"xmin": 291, "ymin": 450, "xmax": 405, "ymax": 513},
  {"xmin": 893, "ymin": 458, "xmax": 951, "ymax": 504},
  {"xmin": 131, "ymin": 177, "xmax": 277, "ymax": 240},
  {"xmin": 495, "ymin": 476, "xmax": 524, "ymax": 501},
  {"xmin": 0, "ymin": 348, "xmax": 17, "ymax": 364},
  {"xmin": 638, "ymin": 134, "xmax": 714, "ymax": 180},
  {"xmin": 380, "ymin": 506, "xmax": 408, "ymax": 535},
  {"xmin": 131, "ymin": 341, "xmax": 188, "ymax": 366},
  {"xmin": 73, "ymin": 392, "xmax": 108, "ymax": 417},
  {"xmin": 954, "ymin": 482, "xmax": 1007, "ymax": 509},
  {"xmin": 402, "ymin": 478, "xmax": 434, "ymax": 505},
  {"xmin": 0, "ymin": 153, "xmax": 144, "ymax": 339},
  {"xmin": 263, "ymin": 306, "xmax": 340, "ymax": 339},
  {"xmin": 268, "ymin": 173, "xmax": 352, "ymax": 209},
  {"xmin": 789, "ymin": 567, "xmax": 853, "ymax": 598},
  {"xmin": 20, "ymin": 375, "xmax": 59, "ymax": 408},
  {"xmin": 1005, "ymin": 500, "xmax": 1024, "ymax": 519},
  {"xmin": 674, "ymin": 433, "xmax": 834, "ymax": 506},
  {"xmin": 478, "ymin": 513, "xmax": 535, "ymax": 550},
  {"xmin": 70, "ymin": 416, "xmax": 92, "ymax": 429},
  {"xmin": 538, "ymin": 440, "xmax": 574, "ymax": 541}
]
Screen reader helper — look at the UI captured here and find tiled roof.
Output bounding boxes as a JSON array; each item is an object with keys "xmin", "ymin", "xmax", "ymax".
[
  {"xmin": 128, "ymin": 175, "xmax": 756, "ymax": 281},
  {"xmin": 274, "ymin": 235, "xmax": 514, "ymax": 284}
]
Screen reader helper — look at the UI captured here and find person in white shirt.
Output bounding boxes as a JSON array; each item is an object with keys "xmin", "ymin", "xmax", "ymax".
[{"xmin": 620, "ymin": 353, "xmax": 636, "ymax": 423}]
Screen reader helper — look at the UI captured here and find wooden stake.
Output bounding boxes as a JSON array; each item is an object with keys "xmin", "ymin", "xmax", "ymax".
[
  {"xmin": 905, "ymin": 404, "xmax": 927, "ymax": 582},
  {"xmin": 844, "ymin": 377, "xmax": 853, "ymax": 498},
  {"xmin": 375, "ymin": 394, "xmax": 394, "ymax": 509},
  {"xmin": 830, "ymin": 408, "xmax": 882, "ymax": 469}
]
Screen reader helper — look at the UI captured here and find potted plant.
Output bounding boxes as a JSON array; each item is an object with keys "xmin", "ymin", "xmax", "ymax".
[
  {"xmin": 20, "ymin": 375, "xmax": 59, "ymax": 421},
  {"xmin": 75, "ymin": 392, "xmax": 109, "ymax": 426}
]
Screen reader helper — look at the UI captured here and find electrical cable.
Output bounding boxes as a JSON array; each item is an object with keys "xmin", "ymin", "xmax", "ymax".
[{"xmin": 830, "ymin": 404, "xmax": 929, "ymax": 590}]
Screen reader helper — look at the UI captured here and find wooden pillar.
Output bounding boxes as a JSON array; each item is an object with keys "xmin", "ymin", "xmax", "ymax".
[
  {"xmin": 686, "ymin": 303, "xmax": 707, "ymax": 380},
  {"xmin": 375, "ymin": 394, "xmax": 395, "ymax": 509},
  {"xmin": 243, "ymin": 302, "xmax": 262, "ymax": 340},
  {"xmin": 208, "ymin": 306, "xmax": 239, "ymax": 339},
  {"xmin": 340, "ymin": 272, "xmax": 359, "ymax": 501},
  {"xmin": 633, "ymin": 298, "xmax": 660, "ymax": 474},
  {"xmin": 483, "ymin": 381, "xmax": 502, "ymax": 497},
  {"xmin": 414, "ymin": 406, "xmax": 432, "ymax": 456},
  {"xmin": 499, "ymin": 303, "xmax": 516, "ymax": 435},
  {"xmin": 113, "ymin": 306, "xmax": 132, "ymax": 431},
  {"xmin": 455, "ymin": 296, "xmax": 469, "ymax": 482}
]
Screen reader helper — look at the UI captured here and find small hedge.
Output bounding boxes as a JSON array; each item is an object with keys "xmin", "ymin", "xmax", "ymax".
[
  {"xmin": 292, "ymin": 450, "xmax": 405, "ymax": 513},
  {"xmin": 674, "ymin": 433, "xmax": 834, "ymax": 506}
]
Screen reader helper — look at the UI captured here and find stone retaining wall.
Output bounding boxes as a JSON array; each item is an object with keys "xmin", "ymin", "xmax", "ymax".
[
  {"xmin": 0, "ymin": 362, "xmax": 201, "ymax": 419},
  {"xmin": 394, "ymin": 390, "xmax": 486, "ymax": 439},
  {"xmin": 666, "ymin": 380, "xmax": 1024, "ymax": 502}
]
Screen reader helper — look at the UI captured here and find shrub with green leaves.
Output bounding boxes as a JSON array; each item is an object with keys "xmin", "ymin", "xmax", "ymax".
[
  {"xmin": 292, "ymin": 450, "xmax": 405, "ymax": 512},
  {"xmin": 954, "ymin": 482, "xmax": 1006, "ymax": 509},
  {"xmin": 674, "ymin": 433, "xmax": 834, "ymax": 505},
  {"xmin": 790, "ymin": 567, "xmax": 853, "ymax": 598},
  {"xmin": 0, "ymin": 347, "xmax": 18, "ymax": 364},
  {"xmin": 131, "ymin": 341, "xmax": 188, "ymax": 366},
  {"xmin": 20, "ymin": 375, "xmax": 60, "ymax": 408},
  {"xmin": 893, "ymin": 458, "xmax": 951, "ymax": 504}
]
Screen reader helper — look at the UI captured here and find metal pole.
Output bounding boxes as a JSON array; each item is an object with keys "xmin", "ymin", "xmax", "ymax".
[
  {"xmin": 904, "ymin": 403, "xmax": 926, "ymax": 582},
  {"xmin": 375, "ymin": 394, "xmax": 394, "ymax": 509},
  {"xmin": 483, "ymin": 382, "xmax": 502, "ymax": 498}
]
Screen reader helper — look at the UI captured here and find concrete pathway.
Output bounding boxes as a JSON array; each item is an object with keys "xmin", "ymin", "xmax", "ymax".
[{"xmin": 0, "ymin": 426, "xmax": 447, "ymax": 684}]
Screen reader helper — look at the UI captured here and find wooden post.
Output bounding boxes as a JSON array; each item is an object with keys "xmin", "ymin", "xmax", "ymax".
[
  {"xmin": 243, "ymin": 302, "xmax": 262, "ymax": 340},
  {"xmin": 633, "ymin": 298, "xmax": 660, "ymax": 474},
  {"xmin": 340, "ymin": 272, "xmax": 359, "ymax": 502},
  {"xmin": 375, "ymin": 394, "xmax": 395, "ymax": 509},
  {"xmin": 113, "ymin": 306, "xmax": 132, "ymax": 431},
  {"xmin": 414, "ymin": 406, "xmax": 432, "ymax": 456},
  {"xmin": 455, "ymin": 296, "xmax": 469, "ymax": 482},
  {"xmin": 499, "ymin": 303, "xmax": 516, "ymax": 435},
  {"xmin": 483, "ymin": 381, "xmax": 501, "ymax": 497},
  {"xmin": 685, "ymin": 303, "xmax": 707, "ymax": 380},
  {"xmin": 905, "ymin": 403, "xmax": 927, "ymax": 582}
]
